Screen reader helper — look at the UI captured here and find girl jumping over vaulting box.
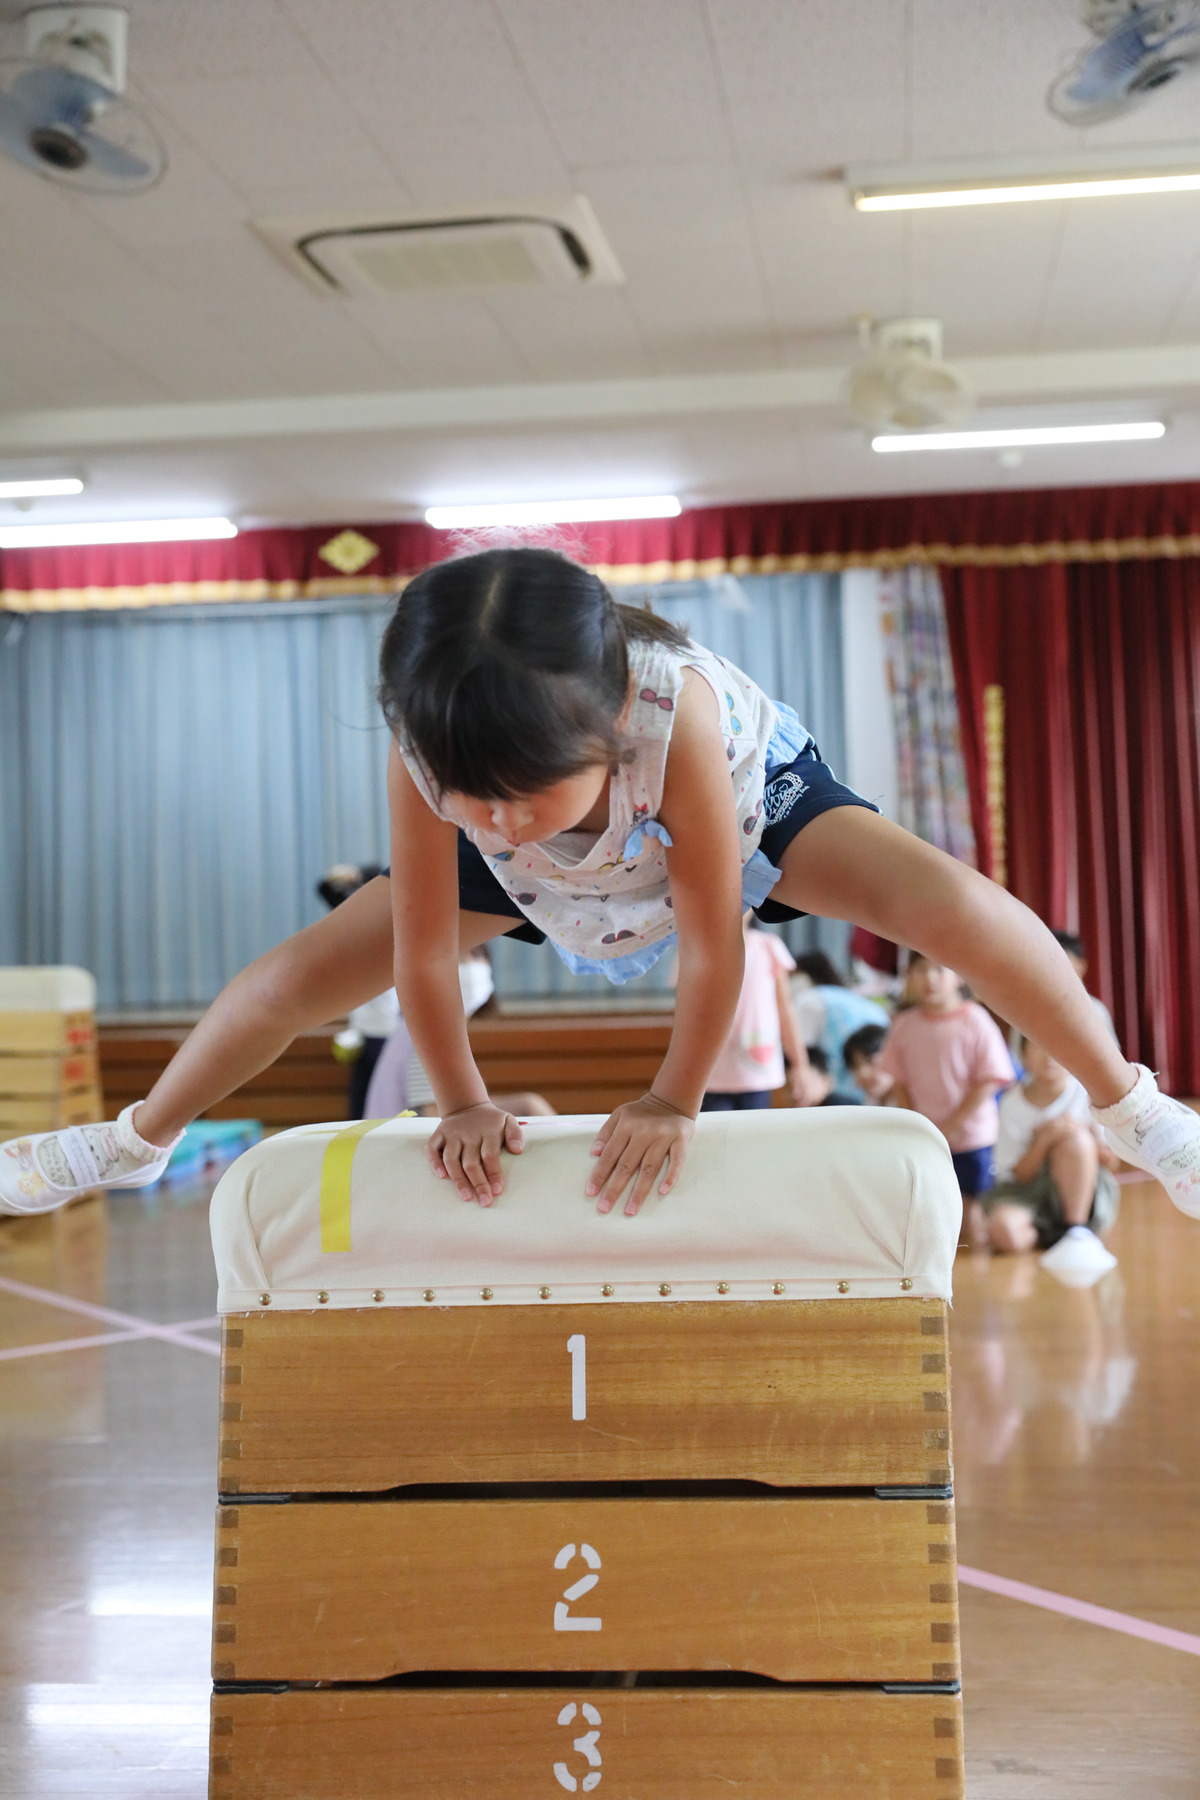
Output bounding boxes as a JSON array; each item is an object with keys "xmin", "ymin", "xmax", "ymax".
[{"xmin": 4, "ymin": 548, "xmax": 1198, "ymax": 1221}]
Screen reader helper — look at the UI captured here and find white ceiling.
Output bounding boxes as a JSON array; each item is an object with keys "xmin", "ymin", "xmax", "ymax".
[{"xmin": 3, "ymin": 0, "xmax": 1200, "ymax": 524}]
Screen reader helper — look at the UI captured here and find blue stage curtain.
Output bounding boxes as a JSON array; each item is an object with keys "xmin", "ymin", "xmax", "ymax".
[
  {"xmin": 0, "ymin": 599, "xmax": 393, "ymax": 1011},
  {"xmin": 0, "ymin": 573, "xmax": 850, "ymax": 1010}
]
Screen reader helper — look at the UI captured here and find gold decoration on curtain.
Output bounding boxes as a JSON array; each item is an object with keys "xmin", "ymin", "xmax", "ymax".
[
  {"xmin": 317, "ymin": 529, "xmax": 381, "ymax": 575},
  {"xmin": 983, "ymin": 684, "xmax": 1007, "ymax": 888}
]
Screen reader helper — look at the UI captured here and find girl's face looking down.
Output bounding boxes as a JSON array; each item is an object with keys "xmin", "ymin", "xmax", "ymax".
[{"xmin": 447, "ymin": 764, "xmax": 612, "ymax": 846}]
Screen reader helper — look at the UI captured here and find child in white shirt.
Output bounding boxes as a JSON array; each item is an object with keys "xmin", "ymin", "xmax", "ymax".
[{"xmin": 985, "ymin": 1036, "xmax": 1121, "ymax": 1257}]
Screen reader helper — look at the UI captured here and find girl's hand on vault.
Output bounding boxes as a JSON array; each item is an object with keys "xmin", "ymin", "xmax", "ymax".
[
  {"xmin": 586, "ymin": 1094, "xmax": 694, "ymax": 1217},
  {"xmin": 428, "ymin": 1102, "xmax": 523, "ymax": 1205}
]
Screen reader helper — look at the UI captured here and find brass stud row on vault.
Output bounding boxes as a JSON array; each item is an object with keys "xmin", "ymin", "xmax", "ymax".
[{"xmin": 252, "ymin": 1276, "xmax": 912, "ymax": 1308}]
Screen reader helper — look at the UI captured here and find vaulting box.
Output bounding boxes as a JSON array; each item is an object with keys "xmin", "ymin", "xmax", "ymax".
[
  {"xmin": 209, "ymin": 1109, "xmax": 964, "ymax": 1799},
  {"xmin": 0, "ymin": 967, "xmax": 103, "ymax": 1146}
]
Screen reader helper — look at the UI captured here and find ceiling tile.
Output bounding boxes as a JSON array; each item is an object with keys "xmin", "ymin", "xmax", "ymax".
[
  {"xmin": 1036, "ymin": 192, "xmax": 1200, "ymax": 350},
  {"xmin": 1, "ymin": 0, "xmax": 1199, "ymax": 513},
  {"xmin": 706, "ymin": 0, "xmax": 908, "ymax": 175},
  {"xmin": 43, "ymin": 281, "xmax": 305, "ymax": 402},
  {"xmin": 127, "ymin": 0, "xmax": 322, "ymax": 82},
  {"xmin": 477, "ymin": 285, "xmax": 654, "ymax": 381},
  {"xmin": 748, "ymin": 185, "xmax": 907, "ymax": 344},
  {"xmin": 577, "ymin": 160, "xmax": 774, "ymax": 369},
  {"xmin": 0, "ymin": 315, "xmax": 171, "ymax": 408},
  {"xmin": 281, "ymin": 0, "xmax": 570, "ymax": 203},
  {"xmin": 346, "ymin": 291, "xmax": 535, "ymax": 386},
  {"xmin": 497, "ymin": 0, "xmax": 728, "ymax": 167},
  {"xmin": 908, "ymin": 0, "xmax": 1093, "ymax": 158},
  {"xmin": 150, "ymin": 71, "xmax": 400, "ymax": 193},
  {"xmin": 907, "ymin": 201, "xmax": 1067, "ymax": 354}
]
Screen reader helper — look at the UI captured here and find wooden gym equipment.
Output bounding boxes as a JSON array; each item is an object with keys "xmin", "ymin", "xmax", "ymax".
[
  {"xmin": 0, "ymin": 967, "xmax": 104, "ymax": 1151},
  {"xmin": 207, "ymin": 1109, "xmax": 964, "ymax": 1799}
]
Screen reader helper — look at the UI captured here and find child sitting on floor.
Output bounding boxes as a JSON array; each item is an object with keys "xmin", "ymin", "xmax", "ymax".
[
  {"xmin": 800, "ymin": 1044, "xmax": 862, "ymax": 1107},
  {"xmin": 877, "ymin": 955, "xmax": 1016, "ymax": 1240},
  {"xmin": 843, "ymin": 1023, "xmax": 899, "ymax": 1105},
  {"xmin": 985, "ymin": 1036, "xmax": 1121, "ymax": 1273}
]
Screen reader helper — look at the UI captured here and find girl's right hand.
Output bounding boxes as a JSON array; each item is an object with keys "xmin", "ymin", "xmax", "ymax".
[{"xmin": 426, "ymin": 1102, "xmax": 525, "ymax": 1205}]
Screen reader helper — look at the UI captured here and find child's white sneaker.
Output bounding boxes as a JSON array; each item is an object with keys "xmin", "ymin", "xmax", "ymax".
[
  {"xmin": 1039, "ymin": 1224, "xmax": 1118, "ymax": 1286},
  {"xmin": 0, "ymin": 1105, "xmax": 179, "ymax": 1215},
  {"xmin": 1091, "ymin": 1065, "xmax": 1200, "ymax": 1220}
]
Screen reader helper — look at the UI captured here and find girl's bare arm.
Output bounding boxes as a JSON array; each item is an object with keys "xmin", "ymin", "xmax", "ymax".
[
  {"xmin": 388, "ymin": 745, "xmax": 522, "ymax": 1203},
  {"xmin": 587, "ymin": 671, "xmax": 745, "ymax": 1213},
  {"xmin": 652, "ymin": 672, "xmax": 747, "ymax": 1112}
]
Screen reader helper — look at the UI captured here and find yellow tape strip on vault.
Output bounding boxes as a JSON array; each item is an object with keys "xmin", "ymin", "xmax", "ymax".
[{"xmin": 319, "ymin": 1114, "xmax": 415, "ymax": 1253}]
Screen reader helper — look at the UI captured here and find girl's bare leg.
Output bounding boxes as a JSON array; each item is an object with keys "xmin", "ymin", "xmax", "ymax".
[
  {"xmin": 774, "ymin": 811, "xmax": 1135, "ymax": 1108},
  {"xmin": 135, "ymin": 879, "xmax": 519, "ymax": 1145}
]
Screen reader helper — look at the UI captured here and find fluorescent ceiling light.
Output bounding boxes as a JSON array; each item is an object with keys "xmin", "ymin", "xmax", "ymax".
[
  {"xmin": 854, "ymin": 169, "xmax": 1200, "ymax": 212},
  {"xmin": 0, "ymin": 516, "xmax": 238, "ymax": 548},
  {"xmin": 872, "ymin": 423, "xmax": 1166, "ymax": 454},
  {"xmin": 426, "ymin": 495, "xmax": 681, "ymax": 528},
  {"xmin": 0, "ymin": 477, "xmax": 84, "ymax": 499}
]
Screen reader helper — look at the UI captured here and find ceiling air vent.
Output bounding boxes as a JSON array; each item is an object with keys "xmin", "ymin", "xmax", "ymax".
[{"xmin": 252, "ymin": 198, "xmax": 623, "ymax": 296}]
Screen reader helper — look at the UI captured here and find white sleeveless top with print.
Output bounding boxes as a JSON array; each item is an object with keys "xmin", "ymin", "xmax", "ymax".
[{"xmin": 400, "ymin": 637, "xmax": 811, "ymax": 983}]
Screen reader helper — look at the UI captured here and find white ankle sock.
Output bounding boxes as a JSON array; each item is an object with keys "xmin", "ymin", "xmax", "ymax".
[{"xmin": 1091, "ymin": 1065, "xmax": 1200, "ymax": 1218}]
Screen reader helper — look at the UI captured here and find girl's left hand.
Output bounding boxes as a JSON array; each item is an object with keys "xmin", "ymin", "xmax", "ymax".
[{"xmin": 586, "ymin": 1094, "xmax": 695, "ymax": 1216}]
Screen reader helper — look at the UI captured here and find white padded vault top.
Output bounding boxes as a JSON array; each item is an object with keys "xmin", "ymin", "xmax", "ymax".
[
  {"xmin": 0, "ymin": 966, "xmax": 96, "ymax": 1013},
  {"xmin": 210, "ymin": 1110, "xmax": 961, "ymax": 1313}
]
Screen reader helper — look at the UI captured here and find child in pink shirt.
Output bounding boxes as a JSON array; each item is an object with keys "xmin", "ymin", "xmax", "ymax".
[
  {"xmin": 701, "ymin": 920, "xmax": 811, "ymax": 1111},
  {"xmin": 878, "ymin": 954, "xmax": 1016, "ymax": 1233}
]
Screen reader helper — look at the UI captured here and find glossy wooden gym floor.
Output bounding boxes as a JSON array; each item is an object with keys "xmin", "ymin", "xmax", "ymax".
[{"xmin": 0, "ymin": 1171, "xmax": 1197, "ymax": 1798}]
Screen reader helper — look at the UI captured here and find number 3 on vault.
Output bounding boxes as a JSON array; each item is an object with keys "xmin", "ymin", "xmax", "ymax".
[{"xmin": 554, "ymin": 1700, "xmax": 602, "ymax": 1791}]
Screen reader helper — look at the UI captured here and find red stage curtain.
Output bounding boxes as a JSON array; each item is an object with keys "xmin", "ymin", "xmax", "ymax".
[
  {"xmin": 10, "ymin": 478, "xmax": 1200, "ymax": 609},
  {"xmin": 943, "ymin": 559, "xmax": 1200, "ymax": 1094}
]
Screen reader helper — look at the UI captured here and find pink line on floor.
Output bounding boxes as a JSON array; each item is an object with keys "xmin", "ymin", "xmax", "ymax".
[
  {"xmin": 0, "ymin": 1329, "xmax": 148, "ymax": 1361},
  {"xmin": 959, "ymin": 1564, "xmax": 1200, "ymax": 1657},
  {"xmin": 0, "ymin": 1274, "xmax": 220, "ymax": 1357}
]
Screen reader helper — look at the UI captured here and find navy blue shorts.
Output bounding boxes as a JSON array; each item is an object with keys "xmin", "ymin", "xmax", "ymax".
[
  {"xmin": 402, "ymin": 744, "xmax": 877, "ymax": 944},
  {"xmin": 381, "ymin": 838, "xmax": 546, "ymax": 942},
  {"xmin": 455, "ymin": 834, "xmax": 547, "ymax": 944},
  {"xmin": 951, "ymin": 1146, "xmax": 996, "ymax": 1198},
  {"xmin": 752, "ymin": 744, "xmax": 879, "ymax": 924}
]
